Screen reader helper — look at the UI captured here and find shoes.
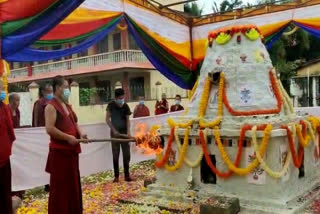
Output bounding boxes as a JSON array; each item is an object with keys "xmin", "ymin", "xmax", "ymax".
[
  {"xmin": 125, "ymin": 176, "xmax": 134, "ymax": 182},
  {"xmin": 113, "ymin": 177, "xmax": 119, "ymax": 183}
]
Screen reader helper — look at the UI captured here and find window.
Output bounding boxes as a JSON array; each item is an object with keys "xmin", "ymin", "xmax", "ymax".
[
  {"xmin": 113, "ymin": 33, "xmax": 121, "ymax": 51},
  {"xmin": 129, "ymin": 33, "xmax": 140, "ymax": 50},
  {"xmin": 96, "ymin": 80, "xmax": 112, "ymax": 103},
  {"xmin": 129, "ymin": 77, "xmax": 144, "ymax": 101},
  {"xmin": 97, "ymin": 36, "xmax": 109, "ymax": 53}
]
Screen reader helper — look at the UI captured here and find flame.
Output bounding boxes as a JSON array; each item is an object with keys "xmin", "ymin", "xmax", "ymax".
[{"xmin": 134, "ymin": 123, "xmax": 162, "ymax": 155}]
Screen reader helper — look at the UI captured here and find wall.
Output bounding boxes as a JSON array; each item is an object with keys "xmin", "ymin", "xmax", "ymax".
[{"xmin": 76, "ymin": 98, "xmax": 189, "ymax": 125}]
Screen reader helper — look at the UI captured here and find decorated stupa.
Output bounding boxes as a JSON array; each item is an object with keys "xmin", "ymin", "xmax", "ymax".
[{"xmin": 142, "ymin": 23, "xmax": 320, "ymax": 213}]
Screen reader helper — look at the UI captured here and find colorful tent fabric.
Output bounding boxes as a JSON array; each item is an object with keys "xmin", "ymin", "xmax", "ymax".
[{"xmin": 1, "ymin": 0, "xmax": 320, "ymax": 89}]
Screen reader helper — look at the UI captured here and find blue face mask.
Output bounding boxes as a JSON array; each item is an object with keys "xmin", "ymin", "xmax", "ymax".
[
  {"xmin": 45, "ymin": 93, "xmax": 54, "ymax": 100},
  {"xmin": 139, "ymin": 100, "xmax": 145, "ymax": 105},
  {"xmin": 175, "ymin": 100, "xmax": 181, "ymax": 105},
  {"xmin": 62, "ymin": 88, "xmax": 70, "ymax": 101},
  {"xmin": 0, "ymin": 91, "xmax": 6, "ymax": 102},
  {"xmin": 116, "ymin": 98, "xmax": 125, "ymax": 105}
]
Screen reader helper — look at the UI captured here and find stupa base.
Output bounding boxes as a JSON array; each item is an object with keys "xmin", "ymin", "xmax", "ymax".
[{"xmin": 139, "ymin": 177, "xmax": 320, "ymax": 214}]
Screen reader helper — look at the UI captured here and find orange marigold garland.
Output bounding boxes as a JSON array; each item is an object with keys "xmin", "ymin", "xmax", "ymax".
[
  {"xmin": 199, "ymin": 124, "xmax": 266, "ymax": 178},
  {"xmin": 282, "ymin": 125, "xmax": 304, "ymax": 168},
  {"xmin": 223, "ymin": 70, "xmax": 282, "ymax": 116},
  {"xmin": 155, "ymin": 128, "xmax": 175, "ymax": 168}
]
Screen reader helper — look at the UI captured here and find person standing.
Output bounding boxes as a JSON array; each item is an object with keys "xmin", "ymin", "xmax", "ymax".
[
  {"xmin": 32, "ymin": 83, "xmax": 53, "ymax": 127},
  {"xmin": 45, "ymin": 76, "xmax": 87, "ymax": 214},
  {"xmin": 9, "ymin": 93, "xmax": 20, "ymax": 128},
  {"xmin": 133, "ymin": 96, "xmax": 150, "ymax": 118},
  {"xmin": 155, "ymin": 93, "xmax": 169, "ymax": 115},
  {"xmin": 170, "ymin": 94, "xmax": 184, "ymax": 112},
  {"xmin": 0, "ymin": 80, "xmax": 16, "ymax": 214},
  {"xmin": 106, "ymin": 88, "xmax": 133, "ymax": 182}
]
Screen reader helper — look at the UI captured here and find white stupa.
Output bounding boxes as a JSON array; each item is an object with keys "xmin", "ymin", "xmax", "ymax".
[{"xmin": 143, "ymin": 23, "xmax": 320, "ymax": 214}]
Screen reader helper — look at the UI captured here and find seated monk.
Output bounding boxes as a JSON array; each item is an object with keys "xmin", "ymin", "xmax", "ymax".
[
  {"xmin": 133, "ymin": 96, "xmax": 150, "ymax": 118},
  {"xmin": 0, "ymin": 80, "xmax": 16, "ymax": 214},
  {"xmin": 170, "ymin": 94, "xmax": 184, "ymax": 112},
  {"xmin": 155, "ymin": 93, "xmax": 169, "ymax": 115},
  {"xmin": 45, "ymin": 76, "xmax": 88, "ymax": 214}
]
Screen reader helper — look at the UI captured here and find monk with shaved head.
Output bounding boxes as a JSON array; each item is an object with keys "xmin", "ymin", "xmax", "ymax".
[{"xmin": 0, "ymin": 80, "xmax": 16, "ymax": 214}]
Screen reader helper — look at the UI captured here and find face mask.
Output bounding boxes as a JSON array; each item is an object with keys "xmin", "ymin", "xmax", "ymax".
[
  {"xmin": 116, "ymin": 98, "xmax": 125, "ymax": 105},
  {"xmin": 0, "ymin": 91, "xmax": 6, "ymax": 102},
  {"xmin": 139, "ymin": 100, "xmax": 144, "ymax": 105},
  {"xmin": 62, "ymin": 89, "xmax": 70, "ymax": 101},
  {"xmin": 175, "ymin": 100, "xmax": 181, "ymax": 105},
  {"xmin": 45, "ymin": 93, "xmax": 54, "ymax": 100}
]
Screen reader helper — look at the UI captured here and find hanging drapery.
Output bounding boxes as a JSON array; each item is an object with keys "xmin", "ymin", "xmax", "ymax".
[{"xmin": 4, "ymin": 16, "xmax": 121, "ymax": 62}]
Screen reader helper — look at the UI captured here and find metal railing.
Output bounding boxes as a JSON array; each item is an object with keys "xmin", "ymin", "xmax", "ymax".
[{"xmin": 10, "ymin": 50, "xmax": 150, "ymax": 79}]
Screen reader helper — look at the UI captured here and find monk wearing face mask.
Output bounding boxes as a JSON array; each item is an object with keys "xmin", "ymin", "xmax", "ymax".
[
  {"xmin": 106, "ymin": 88, "xmax": 133, "ymax": 183},
  {"xmin": 0, "ymin": 80, "xmax": 16, "ymax": 214},
  {"xmin": 45, "ymin": 76, "xmax": 88, "ymax": 214},
  {"xmin": 170, "ymin": 94, "xmax": 184, "ymax": 112}
]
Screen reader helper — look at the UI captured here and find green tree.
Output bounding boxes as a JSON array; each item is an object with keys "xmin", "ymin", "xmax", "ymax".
[
  {"xmin": 212, "ymin": 0, "xmax": 243, "ymax": 13},
  {"xmin": 184, "ymin": 2, "xmax": 203, "ymax": 16}
]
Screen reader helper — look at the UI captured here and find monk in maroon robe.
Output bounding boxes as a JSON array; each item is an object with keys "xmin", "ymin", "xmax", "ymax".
[
  {"xmin": 32, "ymin": 83, "xmax": 53, "ymax": 127},
  {"xmin": 9, "ymin": 93, "xmax": 20, "ymax": 128},
  {"xmin": 0, "ymin": 80, "xmax": 16, "ymax": 214},
  {"xmin": 155, "ymin": 93, "xmax": 169, "ymax": 115},
  {"xmin": 170, "ymin": 94, "xmax": 184, "ymax": 112},
  {"xmin": 133, "ymin": 96, "xmax": 150, "ymax": 118},
  {"xmin": 45, "ymin": 76, "xmax": 88, "ymax": 214}
]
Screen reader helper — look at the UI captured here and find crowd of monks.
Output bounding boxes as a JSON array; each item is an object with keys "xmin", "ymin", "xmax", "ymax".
[{"xmin": 0, "ymin": 76, "xmax": 185, "ymax": 214}]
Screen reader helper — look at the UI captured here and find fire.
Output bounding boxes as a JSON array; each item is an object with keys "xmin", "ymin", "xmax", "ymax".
[{"xmin": 134, "ymin": 123, "xmax": 162, "ymax": 155}]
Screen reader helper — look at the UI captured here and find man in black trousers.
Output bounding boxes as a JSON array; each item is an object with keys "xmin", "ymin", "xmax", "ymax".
[{"xmin": 106, "ymin": 88, "xmax": 133, "ymax": 183}]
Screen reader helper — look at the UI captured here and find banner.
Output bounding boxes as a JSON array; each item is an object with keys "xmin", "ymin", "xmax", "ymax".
[{"xmin": 11, "ymin": 111, "xmax": 182, "ymax": 191}]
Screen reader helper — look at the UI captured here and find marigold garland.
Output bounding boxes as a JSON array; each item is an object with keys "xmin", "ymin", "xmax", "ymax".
[
  {"xmin": 251, "ymin": 125, "xmax": 291, "ymax": 178},
  {"xmin": 199, "ymin": 124, "xmax": 263, "ymax": 178},
  {"xmin": 174, "ymin": 127, "xmax": 203, "ymax": 168},
  {"xmin": 214, "ymin": 124, "xmax": 272, "ymax": 176},
  {"xmin": 223, "ymin": 71, "xmax": 282, "ymax": 116},
  {"xmin": 167, "ymin": 118, "xmax": 193, "ymax": 128},
  {"xmin": 296, "ymin": 121, "xmax": 311, "ymax": 148},
  {"xmin": 199, "ymin": 72, "xmax": 224, "ymax": 128},
  {"xmin": 304, "ymin": 120, "xmax": 316, "ymax": 145},
  {"xmin": 277, "ymin": 76, "xmax": 295, "ymax": 114},
  {"xmin": 198, "ymin": 76, "xmax": 211, "ymax": 118},
  {"xmin": 188, "ymin": 78, "xmax": 199, "ymax": 100},
  {"xmin": 155, "ymin": 128, "xmax": 175, "ymax": 168},
  {"xmin": 308, "ymin": 116, "xmax": 320, "ymax": 131},
  {"xmin": 282, "ymin": 125, "xmax": 304, "ymax": 168},
  {"xmin": 164, "ymin": 128, "xmax": 190, "ymax": 171}
]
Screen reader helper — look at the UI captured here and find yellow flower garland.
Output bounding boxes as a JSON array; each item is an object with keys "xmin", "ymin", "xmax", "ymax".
[
  {"xmin": 164, "ymin": 128, "xmax": 190, "ymax": 171},
  {"xmin": 304, "ymin": 120, "xmax": 317, "ymax": 146},
  {"xmin": 167, "ymin": 118, "xmax": 193, "ymax": 128},
  {"xmin": 188, "ymin": 78, "xmax": 199, "ymax": 100},
  {"xmin": 251, "ymin": 125, "xmax": 291, "ymax": 178},
  {"xmin": 199, "ymin": 72, "xmax": 224, "ymax": 128},
  {"xmin": 308, "ymin": 116, "xmax": 320, "ymax": 131},
  {"xmin": 213, "ymin": 124, "xmax": 272, "ymax": 176},
  {"xmin": 198, "ymin": 76, "xmax": 211, "ymax": 118},
  {"xmin": 174, "ymin": 127, "xmax": 203, "ymax": 168},
  {"xmin": 277, "ymin": 76, "xmax": 294, "ymax": 114},
  {"xmin": 296, "ymin": 124, "xmax": 311, "ymax": 148}
]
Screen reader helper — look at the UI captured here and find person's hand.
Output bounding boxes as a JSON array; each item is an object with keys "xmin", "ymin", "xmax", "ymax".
[
  {"xmin": 112, "ymin": 130, "xmax": 120, "ymax": 137},
  {"xmin": 80, "ymin": 134, "xmax": 89, "ymax": 144},
  {"xmin": 67, "ymin": 135, "xmax": 79, "ymax": 146}
]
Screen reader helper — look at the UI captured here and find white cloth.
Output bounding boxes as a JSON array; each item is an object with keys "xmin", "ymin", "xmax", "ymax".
[{"xmin": 11, "ymin": 111, "xmax": 182, "ymax": 191}]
